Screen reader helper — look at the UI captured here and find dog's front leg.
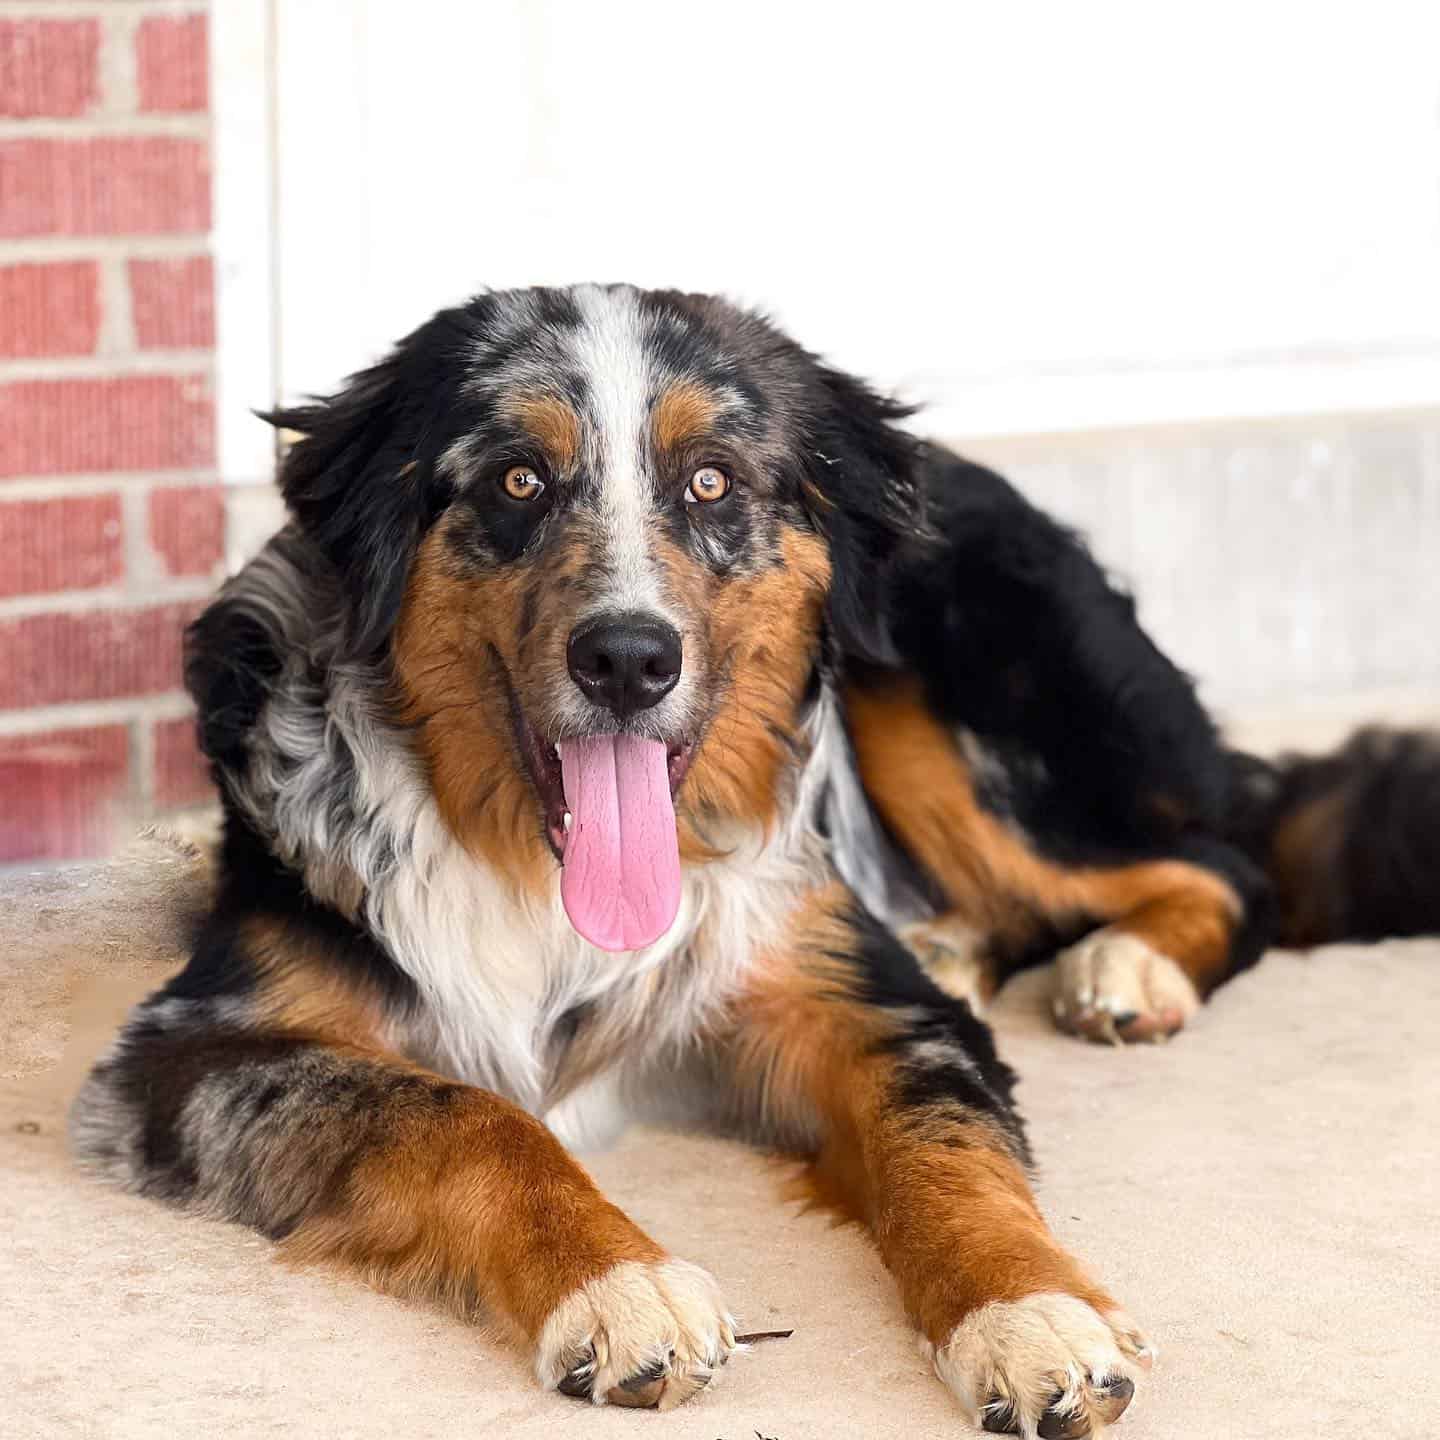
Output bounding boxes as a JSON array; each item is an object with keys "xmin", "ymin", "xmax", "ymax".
[
  {"xmin": 71, "ymin": 994, "xmax": 735, "ymax": 1408},
  {"xmin": 724, "ymin": 884, "xmax": 1154, "ymax": 1436}
]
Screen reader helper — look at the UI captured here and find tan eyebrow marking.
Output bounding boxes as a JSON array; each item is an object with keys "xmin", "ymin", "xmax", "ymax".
[
  {"xmin": 653, "ymin": 380, "xmax": 722, "ymax": 453},
  {"xmin": 507, "ymin": 392, "xmax": 581, "ymax": 471}
]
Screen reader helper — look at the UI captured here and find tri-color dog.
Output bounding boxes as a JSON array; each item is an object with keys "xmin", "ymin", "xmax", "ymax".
[{"xmin": 71, "ymin": 284, "xmax": 1440, "ymax": 1435}]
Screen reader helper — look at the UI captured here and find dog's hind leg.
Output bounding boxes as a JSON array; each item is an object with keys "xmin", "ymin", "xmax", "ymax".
[{"xmin": 846, "ymin": 674, "xmax": 1269, "ymax": 1042}]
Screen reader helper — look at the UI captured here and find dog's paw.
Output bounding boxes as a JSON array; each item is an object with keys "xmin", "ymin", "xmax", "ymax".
[
  {"xmin": 536, "ymin": 1258, "xmax": 738, "ymax": 1410},
  {"xmin": 900, "ymin": 917, "xmax": 996, "ymax": 1014},
  {"xmin": 1052, "ymin": 931, "xmax": 1200, "ymax": 1044},
  {"xmin": 929, "ymin": 1293, "xmax": 1154, "ymax": 1438}
]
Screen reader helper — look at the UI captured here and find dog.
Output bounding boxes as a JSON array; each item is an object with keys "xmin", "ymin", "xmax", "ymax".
[{"xmin": 70, "ymin": 284, "xmax": 1440, "ymax": 1434}]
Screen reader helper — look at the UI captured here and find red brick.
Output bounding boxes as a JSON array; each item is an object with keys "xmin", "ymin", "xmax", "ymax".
[
  {"xmin": 148, "ymin": 482, "xmax": 223, "ymax": 576},
  {"xmin": 0, "ymin": 260, "xmax": 101, "ymax": 358},
  {"xmin": 0, "ymin": 601, "xmax": 201, "ymax": 710},
  {"xmin": 0, "ymin": 724, "xmax": 129, "ymax": 863},
  {"xmin": 128, "ymin": 255, "xmax": 214, "ymax": 349},
  {"xmin": 152, "ymin": 712, "xmax": 211, "ymax": 809},
  {"xmin": 0, "ymin": 493, "xmax": 123, "ymax": 598},
  {"xmin": 0, "ymin": 137, "xmax": 211, "ymax": 239},
  {"xmin": 0, "ymin": 375, "xmax": 214, "ymax": 479},
  {"xmin": 0, "ymin": 19, "xmax": 100, "ymax": 119},
  {"xmin": 137, "ymin": 13, "xmax": 208, "ymax": 114}
]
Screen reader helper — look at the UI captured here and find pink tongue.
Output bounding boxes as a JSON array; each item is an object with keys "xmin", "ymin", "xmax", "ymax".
[{"xmin": 559, "ymin": 734, "xmax": 681, "ymax": 951}]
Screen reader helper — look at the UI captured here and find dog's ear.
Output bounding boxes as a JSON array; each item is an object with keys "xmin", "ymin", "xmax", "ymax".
[
  {"xmin": 262, "ymin": 327, "xmax": 453, "ymax": 658},
  {"xmin": 801, "ymin": 364, "xmax": 922, "ymax": 663}
]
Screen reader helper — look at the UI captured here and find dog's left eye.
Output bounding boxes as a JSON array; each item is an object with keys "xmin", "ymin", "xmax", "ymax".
[
  {"xmin": 501, "ymin": 465, "xmax": 546, "ymax": 502},
  {"xmin": 685, "ymin": 466, "xmax": 731, "ymax": 505}
]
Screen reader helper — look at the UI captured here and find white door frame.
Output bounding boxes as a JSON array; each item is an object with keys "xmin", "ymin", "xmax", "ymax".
[{"xmin": 211, "ymin": 0, "xmax": 278, "ymax": 488}]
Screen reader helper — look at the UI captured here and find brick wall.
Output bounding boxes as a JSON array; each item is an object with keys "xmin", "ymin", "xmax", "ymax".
[{"xmin": 0, "ymin": 5, "xmax": 217, "ymax": 864}]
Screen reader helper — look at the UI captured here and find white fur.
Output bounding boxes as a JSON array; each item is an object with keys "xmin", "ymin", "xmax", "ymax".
[
  {"xmin": 822, "ymin": 699, "xmax": 935, "ymax": 930},
  {"xmin": 543, "ymin": 1069, "xmax": 632, "ymax": 1153},
  {"xmin": 1052, "ymin": 931, "xmax": 1201, "ymax": 1043},
  {"xmin": 378, "ymin": 794, "xmax": 818, "ymax": 1113},
  {"xmin": 536, "ymin": 1259, "xmax": 738, "ymax": 1409},
  {"xmin": 502, "ymin": 284, "xmax": 706, "ymax": 750},
  {"xmin": 570, "ymin": 284, "xmax": 670, "ymax": 622},
  {"xmin": 927, "ymin": 1293, "xmax": 1152, "ymax": 1438}
]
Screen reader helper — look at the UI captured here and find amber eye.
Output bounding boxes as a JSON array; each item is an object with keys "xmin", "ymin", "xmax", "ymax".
[
  {"xmin": 501, "ymin": 464, "xmax": 545, "ymax": 502},
  {"xmin": 686, "ymin": 466, "xmax": 731, "ymax": 504}
]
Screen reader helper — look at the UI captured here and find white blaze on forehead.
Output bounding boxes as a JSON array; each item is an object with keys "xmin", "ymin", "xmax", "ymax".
[{"xmin": 569, "ymin": 286, "xmax": 670, "ymax": 618}]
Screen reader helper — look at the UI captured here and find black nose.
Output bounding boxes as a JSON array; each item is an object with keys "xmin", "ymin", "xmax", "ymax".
[{"xmin": 567, "ymin": 613, "xmax": 683, "ymax": 718}]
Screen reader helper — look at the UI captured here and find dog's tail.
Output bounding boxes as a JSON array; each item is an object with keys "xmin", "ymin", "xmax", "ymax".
[{"xmin": 1225, "ymin": 727, "xmax": 1440, "ymax": 947}]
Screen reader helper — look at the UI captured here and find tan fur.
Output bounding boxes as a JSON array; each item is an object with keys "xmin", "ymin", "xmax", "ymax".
[
  {"xmin": 1053, "ymin": 930, "xmax": 1203, "ymax": 1041},
  {"xmin": 391, "ymin": 525, "xmax": 556, "ymax": 894},
  {"xmin": 505, "ymin": 392, "xmax": 581, "ymax": 472},
  {"xmin": 652, "ymin": 380, "xmax": 722, "ymax": 453},
  {"xmin": 724, "ymin": 886, "xmax": 1114, "ymax": 1348},
  {"xmin": 846, "ymin": 674, "xmax": 1242, "ymax": 996},
  {"xmin": 282, "ymin": 1077, "xmax": 666, "ymax": 1342},
  {"xmin": 677, "ymin": 530, "xmax": 831, "ymax": 853},
  {"xmin": 535, "ymin": 1259, "xmax": 736, "ymax": 1408},
  {"xmin": 233, "ymin": 919, "xmax": 662, "ymax": 1341},
  {"xmin": 394, "ymin": 510, "xmax": 830, "ymax": 884},
  {"xmin": 899, "ymin": 916, "xmax": 998, "ymax": 1010},
  {"xmin": 196, "ymin": 901, "xmax": 729, "ymax": 1393},
  {"xmin": 246, "ymin": 915, "xmax": 392, "ymax": 1046}
]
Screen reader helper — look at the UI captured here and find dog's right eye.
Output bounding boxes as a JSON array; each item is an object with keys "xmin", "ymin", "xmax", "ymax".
[{"xmin": 501, "ymin": 465, "xmax": 546, "ymax": 502}]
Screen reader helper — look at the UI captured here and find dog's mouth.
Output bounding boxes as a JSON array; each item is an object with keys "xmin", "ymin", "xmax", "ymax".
[
  {"xmin": 515, "ymin": 707, "xmax": 695, "ymax": 953},
  {"xmin": 516, "ymin": 716, "xmax": 696, "ymax": 861}
]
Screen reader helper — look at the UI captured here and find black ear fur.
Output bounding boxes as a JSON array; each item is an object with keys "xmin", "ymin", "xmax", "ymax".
[
  {"xmin": 184, "ymin": 588, "xmax": 285, "ymax": 770},
  {"xmin": 261, "ymin": 310, "xmax": 477, "ymax": 657},
  {"xmin": 802, "ymin": 365, "xmax": 922, "ymax": 663},
  {"xmin": 262, "ymin": 354, "xmax": 426, "ymax": 657}
]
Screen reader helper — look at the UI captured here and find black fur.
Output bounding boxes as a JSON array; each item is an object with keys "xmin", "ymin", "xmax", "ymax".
[
  {"xmin": 1228, "ymin": 727, "xmax": 1440, "ymax": 945},
  {"xmin": 889, "ymin": 448, "xmax": 1228, "ymax": 854},
  {"xmin": 801, "ymin": 365, "xmax": 922, "ymax": 664},
  {"xmin": 261, "ymin": 305, "xmax": 486, "ymax": 658},
  {"xmin": 844, "ymin": 903, "xmax": 1030, "ymax": 1163}
]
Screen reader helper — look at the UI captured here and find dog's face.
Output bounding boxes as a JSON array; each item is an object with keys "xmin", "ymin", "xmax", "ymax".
[{"xmin": 274, "ymin": 284, "xmax": 916, "ymax": 948}]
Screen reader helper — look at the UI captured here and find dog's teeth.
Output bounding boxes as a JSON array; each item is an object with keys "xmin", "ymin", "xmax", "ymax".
[
  {"xmin": 562, "ymin": 811, "xmax": 572, "ymax": 831},
  {"xmin": 553, "ymin": 743, "xmax": 562, "ymax": 759}
]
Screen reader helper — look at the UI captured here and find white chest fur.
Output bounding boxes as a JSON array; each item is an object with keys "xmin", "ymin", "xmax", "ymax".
[{"xmin": 371, "ymin": 797, "xmax": 821, "ymax": 1120}]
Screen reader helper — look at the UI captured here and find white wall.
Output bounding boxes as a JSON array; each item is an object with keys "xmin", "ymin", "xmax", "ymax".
[
  {"xmin": 969, "ymin": 412, "xmax": 1440, "ymax": 709},
  {"xmin": 247, "ymin": 0, "xmax": 1440, "ymax": 435}
]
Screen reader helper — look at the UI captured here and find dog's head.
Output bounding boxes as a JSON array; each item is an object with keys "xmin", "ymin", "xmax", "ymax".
[{"xmin": 271, "ymin": 284, "xmax": 918, "ymax": 949}]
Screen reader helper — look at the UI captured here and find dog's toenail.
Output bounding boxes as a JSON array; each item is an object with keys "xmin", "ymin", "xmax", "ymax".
[
  {"xmin": 622, "ymin": 1360, "xmax": 668, "ymax": 1389},
  {"xmin": 981, "ymin": 1396, "xmax": 1020, "ymax": 1433},
  {"xmin": 1091, "ymin": 1374, "xmax": 1135, "ymax": 1423},
  {"xmin": 607, "ymin": 1358, "xmax": 670, "ymax": 1408},
  {"xmin": 557, "ymin": 1371, "xmax": 589, "ymax": 1398},
  {"xmin": 1037, "ymin": 1400, "xmax": 1091, "ymax": 1439}
]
